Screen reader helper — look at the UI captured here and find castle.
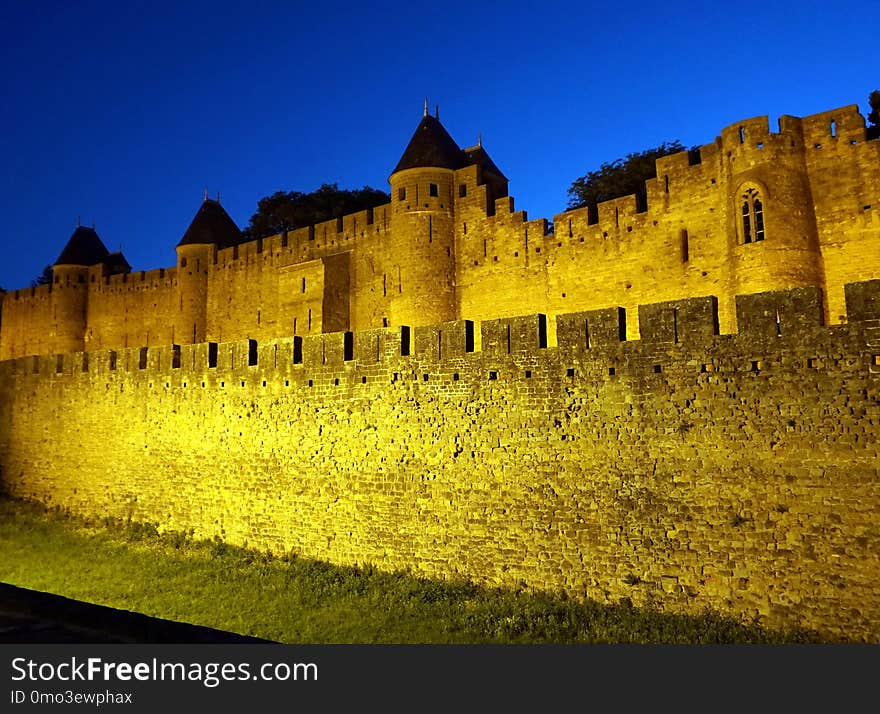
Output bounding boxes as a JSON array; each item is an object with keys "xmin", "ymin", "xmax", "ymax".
[
  {"xmin": 0, "ymin": 101, "xmax": 879, "ymax": 642},
  {"xmin": 2, "ymin": 102, "xmax": 878, "ymax": 360}
]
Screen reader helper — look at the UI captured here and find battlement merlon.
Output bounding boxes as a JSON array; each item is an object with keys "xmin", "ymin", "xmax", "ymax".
[{"xmin": 734, "ymin": 285, "xmax": 825, "ymax": 343}]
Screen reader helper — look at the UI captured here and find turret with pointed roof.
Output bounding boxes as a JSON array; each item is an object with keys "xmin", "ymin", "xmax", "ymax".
[
  {"xmin": 176, "ymin": 196, "xmax": 238, "ymax": 345},
  {"xmin": 178, "ymin": 197, "xmax": 242, "ymax": 249},
  {"xmin": 54, "ymin": 225, "xmax": 110, "ymax": 267},
  {"xmin": 392, "ymin": 113, "xmax": 467, "ymax": 174}
]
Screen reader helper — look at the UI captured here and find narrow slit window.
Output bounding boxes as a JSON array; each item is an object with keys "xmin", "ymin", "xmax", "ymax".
[
  {"xmin": 754, "ymin": 200, "xmax": 764, "ymax": 241},
  {"xmin": 429, "ymin": 183, "xmax": 438, "ymax": 197}
]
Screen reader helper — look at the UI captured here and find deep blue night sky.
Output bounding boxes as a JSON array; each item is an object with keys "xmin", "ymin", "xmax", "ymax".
[{"xmin": 0, "ymin": 0, "xmax": 876, "ymax": 290}]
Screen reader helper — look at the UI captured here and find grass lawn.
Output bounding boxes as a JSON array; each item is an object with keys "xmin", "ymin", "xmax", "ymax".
[{"xmin": 0, "ymin": 497, "xmax": 824, "ymax": 644}]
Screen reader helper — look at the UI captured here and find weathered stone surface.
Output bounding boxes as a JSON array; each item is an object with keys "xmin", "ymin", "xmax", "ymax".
[{"xmin": 1, "ymin": 284, "xmax": 879, "ymax": 642}]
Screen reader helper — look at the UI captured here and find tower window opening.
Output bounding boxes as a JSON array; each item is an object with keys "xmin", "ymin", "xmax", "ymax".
[
  {"xmin": 398, "ymin": 187, "xmax": 406, "ymax": 201},
  {"xmin": 302, "ymin": 277, "xmax": 306, "ymax": 293},
  {"xmin": 738, "ymin": 126, "xmax": 745, "ymax": 143},
  {"xmin": 740, "ymin": 188, "xmax": 765, "ymax": 244},
  {"xmin": 830, "ymin": 120, "xmax": 837, "ymax": 137},
  {"xmin": 429, "ymin": 183, "xmax": 438, "ymax": 197},
  {"xmin": 459, "ymin": 184, "xmax": 467, "ymax": 197},
  {"xmin": 681, "ymin": 229, "xmax": 689, "ymax": 262}
]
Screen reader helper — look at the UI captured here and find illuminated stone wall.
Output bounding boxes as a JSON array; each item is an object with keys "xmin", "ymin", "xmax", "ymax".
[
  {"xmin": 1, "ymin": 283, "xmax": 878, "ymax": 642},
  {"xmin": 2, "ymin": 104, "xmax": 878, "ymax": 360}
]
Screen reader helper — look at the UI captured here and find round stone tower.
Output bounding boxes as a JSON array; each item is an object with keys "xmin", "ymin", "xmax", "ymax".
[
  {"xmin": 51, "ymin": 225, "xmax": 108, "ymax": 354},
  {"xmin": 387, "ymin": 105, "xmax": 461, "ymax": 326},
  {"xmin": 176, "ymin": 196, "xmax": 241, "ymax": 344},
  {"xmin": 720, "ymin": 116, "xmax": 824, "ymax": 300}
]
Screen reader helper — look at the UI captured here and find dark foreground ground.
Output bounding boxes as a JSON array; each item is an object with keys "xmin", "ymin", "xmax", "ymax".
[{"xmin": 0, "ymin": 583, "xmax": 273, "ymax": 643}]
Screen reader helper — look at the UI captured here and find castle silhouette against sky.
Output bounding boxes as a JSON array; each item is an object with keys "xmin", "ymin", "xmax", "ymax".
[{"xmin": 2, "ymin": 101, "xmax": 878, "ymax": 360}]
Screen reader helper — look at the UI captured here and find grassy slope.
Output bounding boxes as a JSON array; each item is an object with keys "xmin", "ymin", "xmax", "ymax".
[{"xmin": 0, "ymin": 497, "xmax": 823, "ymax": 644}]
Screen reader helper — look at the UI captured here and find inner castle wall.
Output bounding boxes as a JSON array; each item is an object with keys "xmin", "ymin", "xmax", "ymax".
[
  {"xmin": 1, "ymin": 282, "xmax": 878, "ymax": 641},
  {"xmin": 2, "ymin": 103, "xmax": 878, "ymax": 359}
]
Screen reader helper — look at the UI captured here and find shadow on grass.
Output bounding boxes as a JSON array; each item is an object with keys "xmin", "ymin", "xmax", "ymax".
[{"xmin": 0, "ymin": 497, "xmax": 828, "ymax": 644}]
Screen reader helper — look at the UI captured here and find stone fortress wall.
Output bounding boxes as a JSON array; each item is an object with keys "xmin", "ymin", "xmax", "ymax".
[
  {"xmin": 1, "ymin": 280, "xmax": 878, "ymax": 641},
  {"xmin": 2, "ymin": 103, "xmax": 879, "ymax": 359}
]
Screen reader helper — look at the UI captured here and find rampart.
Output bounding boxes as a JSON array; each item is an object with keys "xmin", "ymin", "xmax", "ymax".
[
  {"xmin": 1, "ymin": 281, "xmax": 878, "ymax": 641},
  {"xmin": 3, "ymin": 103, "xmax": 878, "ymax": 361}
]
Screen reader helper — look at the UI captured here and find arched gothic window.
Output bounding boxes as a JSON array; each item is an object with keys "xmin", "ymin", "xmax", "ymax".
[{"xmin": 741, "ymin": 188, "xmax": 765, "ymax": 244}]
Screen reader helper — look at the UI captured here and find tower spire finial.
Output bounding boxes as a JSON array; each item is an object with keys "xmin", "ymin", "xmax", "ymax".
[
  {"xmin": 76, "ymin": 215, "xmax": 80, "ymax": 227},
  {"xmin": 204, "ymin": 187, "xmax": 208, "ymax": 201},
  {"xmin": 478, "ymin": 132, "xmax": 482, "ymax": 147},
  {"xmin": 435, "ymin": 104, "xmax": 439, "ymax": 120},
  {"xmin": 424, "ymin": 97, "xmax": 428, "ymax": 117}
]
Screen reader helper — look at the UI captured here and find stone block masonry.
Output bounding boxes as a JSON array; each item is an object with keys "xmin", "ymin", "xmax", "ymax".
[{"xmin": 1, "ymin": 283, "xmax": 879, "ymax": 642}]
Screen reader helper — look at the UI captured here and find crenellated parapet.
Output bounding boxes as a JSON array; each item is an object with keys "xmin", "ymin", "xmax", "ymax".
[{"xmin": 8, "ymin": 282, "xmax": 880, "ymax": 392}]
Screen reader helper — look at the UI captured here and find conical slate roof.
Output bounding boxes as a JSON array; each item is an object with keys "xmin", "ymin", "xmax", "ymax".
[
  {"xmin": 103, "ymin": 251, "xmax": 131, "ymax": 275},
  {"xmin": 54, "ymin": 226, "xmax": 110, "ymax": 267},
  {"xmin": 393, "ymin": 114, "xmax": 467, "ymax": 173},
  {"xmin": 464, "ymin": 144, "xmax": 508, "ymax": 181},
  {"xmin": 178, "ymin": 198, "xmax": 242, "ymax": 249}
]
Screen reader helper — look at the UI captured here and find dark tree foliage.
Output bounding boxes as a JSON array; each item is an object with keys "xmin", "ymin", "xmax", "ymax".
[
  {"xmin": 566, "ymin": 140, "xmax": 688, "ymax": 211},
  {"xmin": 245, "ymin": 183, "xmax": 390, "ymax": 240},
  {"xmin": 31, "ymin": 264, "xmax": 53, "ymax": 287},
  {"xmin": 867, "ymin": 90, "xmax": 880, "ymax": 140}
]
